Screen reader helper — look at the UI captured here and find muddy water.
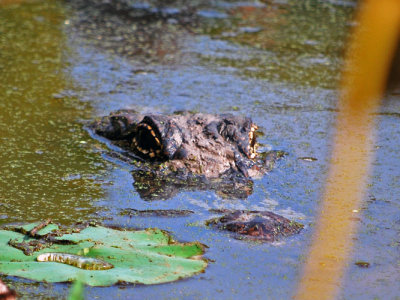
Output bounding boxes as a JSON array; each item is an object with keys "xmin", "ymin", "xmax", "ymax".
[
  {"xmin": 0, "ymin": 1, "xmax": 106, "ymax": 224},
  {"xmin": 1, "ymin": 0, "xmax": 399, "ymax": 299}
]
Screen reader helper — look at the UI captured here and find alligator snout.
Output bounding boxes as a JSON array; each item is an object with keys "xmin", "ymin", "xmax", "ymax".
[{"xmin": 90, "ymin": 110, "xmax": 275, "ymax": 179}]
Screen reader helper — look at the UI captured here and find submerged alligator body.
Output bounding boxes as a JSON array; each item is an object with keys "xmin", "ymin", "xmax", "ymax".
[{"xmin": 207, "ymin": 210, "xmax": 304, "ymax": 241}]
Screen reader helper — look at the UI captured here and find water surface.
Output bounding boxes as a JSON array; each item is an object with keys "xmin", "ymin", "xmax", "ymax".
[{"xmin": 1, "ymin": 0, "xmax": 399, "ymax": 299}]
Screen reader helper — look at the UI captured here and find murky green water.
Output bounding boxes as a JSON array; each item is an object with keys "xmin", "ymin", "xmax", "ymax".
[
  {"xmin": 0, "ymin": 1, "xmax": 106, "ymax": 224},
  {"xmin": 1, "ymin": 0, "xmax": 399, "ymax": 299},
  {"xmin": 199, "ymin": 1, "xmax": 352, "ymax": 88}
]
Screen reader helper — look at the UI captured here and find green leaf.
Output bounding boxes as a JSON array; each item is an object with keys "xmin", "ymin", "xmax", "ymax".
[
  {"xmin": 68, "ymin": 278, "xmax": 84, "ymax": 300},
  {"xmin": 0, "ymin": 223, "xmax": 207, "ymax": 286}
]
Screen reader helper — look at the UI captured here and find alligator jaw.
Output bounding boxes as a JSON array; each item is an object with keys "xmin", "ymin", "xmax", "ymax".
[{"xmin": 132, "ymin": 122, "xmax": 163, "ymax": 159}]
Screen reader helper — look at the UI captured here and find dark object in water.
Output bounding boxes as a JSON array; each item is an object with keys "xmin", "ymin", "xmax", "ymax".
[
  {"xmin": 91, "ymin": 110, "xmax": 260, "ymax": 177},
  {"xmin": 354, "ymin": 261, "xmax": 370, "ymax": 268},
  {"xmin": 206, "ymin": 210, "xmax": 304, "ymax": 241},
  {"xmin": 4, "ymin": 221, "xmax": 90, "ymax": 256},
  {"xmin": 90, "ymin": 110, "xmax": 285, "ymax": 199},
  {"xmin": 28, "ymin": 219, "xmax": 52, "ymax": 237},
  {"xmin": 8, "ymin": 239, "xmax": 52, "ymax": 256},
  {"xmin": 120, "ymin": 208, "xmax": 194, "ymax": 217}
]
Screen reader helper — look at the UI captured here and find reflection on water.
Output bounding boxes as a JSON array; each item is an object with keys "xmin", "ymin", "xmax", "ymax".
[
  {"xmin": 132, "ymin": 170, "xmax": 254, "ymax": 200},
  {"xmin": 66, "ymin": 0, "xmax": 194, "ymax": 64},
  {"xmin": 198, "ymin": 0, "xmax": 353, "ymax": 88},
  {"xmin": 65, "ymin": 0, "xmax": 354, "ymax": 89},
  {"xmin": 0, "ymin": 1, "xmax": 106, "ymax": 224}
]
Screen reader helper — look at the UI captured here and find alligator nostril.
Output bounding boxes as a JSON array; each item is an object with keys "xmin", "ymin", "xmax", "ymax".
[{"xmin": 173, "ymin": 147, "xmax": 188, "ymax": 160}]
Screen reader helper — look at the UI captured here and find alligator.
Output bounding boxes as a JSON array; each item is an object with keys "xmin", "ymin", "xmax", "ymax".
[
  {"xmin": 90, "ymin": 110, "xmax": 285, "ymax": 198},
  {"xmin": 89, "ymin": 110, "xmax": 304, "ymax": 239},
  {"xmin": 90, "ymin": 110, "xmax": 285, "ymax": 199}
]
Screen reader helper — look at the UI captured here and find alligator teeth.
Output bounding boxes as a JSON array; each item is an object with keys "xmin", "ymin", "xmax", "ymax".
[
  {"xmin": 149, "ymin": 151, "xmax": 155, "ymax": 158},
  {"xmin": 154, "ymin": 137, "xmax": 161, "ymax": 145},
  {"xmin": 137, "ymin": 143, "xmax": 155, "ymax": 155},
  {"xmin": 150, "ymin": 130, "xmax": 156, "ymax": 137},
  {"xmin": 146, "ymin": 125, "xmax": 152, "ymax": 130}
]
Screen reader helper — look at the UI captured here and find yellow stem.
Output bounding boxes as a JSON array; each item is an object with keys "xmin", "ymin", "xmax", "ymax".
[{"xmin": 295, "ymin": 0, "xmax": 400, "ymax": 299}]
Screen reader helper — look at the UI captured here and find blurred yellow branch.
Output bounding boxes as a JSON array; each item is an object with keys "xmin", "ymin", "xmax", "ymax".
[{"xmin": 295, "ymin": 0, "xmax": 400, "ymax": 299}]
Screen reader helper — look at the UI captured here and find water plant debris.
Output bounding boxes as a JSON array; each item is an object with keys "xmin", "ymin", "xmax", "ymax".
[{"xmin": 0, "ymin": 221, "xmax": 207, "ymax": 286}]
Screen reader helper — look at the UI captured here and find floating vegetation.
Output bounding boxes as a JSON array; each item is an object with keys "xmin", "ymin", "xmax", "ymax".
[{"xmin": 0, "ymin": 221, "xmax": 208, "ymax": 286}]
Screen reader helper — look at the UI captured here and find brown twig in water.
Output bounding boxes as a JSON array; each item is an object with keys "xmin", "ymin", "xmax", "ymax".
[
  {"xmin": 7, "ymin": 221, "xmax": 86, "ymax": 256},
  {"xmin": 29, "ymin": 219, "xmax": 52, "ymax": 237},
  {"xmin": 8, "ymin": 240, "xmax": 33, "ymax": 256}
]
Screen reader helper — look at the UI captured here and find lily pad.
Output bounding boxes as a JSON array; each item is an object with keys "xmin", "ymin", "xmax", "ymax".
[{"xmin": 0, "ymin": 222, "xmax": 207, "ymax": 286}]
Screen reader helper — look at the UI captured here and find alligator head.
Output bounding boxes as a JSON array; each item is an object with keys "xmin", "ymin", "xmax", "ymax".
[{"xmin": 90, "ymin": 110, "xmax": 284, "ymax": 199}]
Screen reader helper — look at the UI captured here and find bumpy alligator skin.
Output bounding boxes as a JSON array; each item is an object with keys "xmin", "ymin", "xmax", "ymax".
[{"xmin": 90, "ymin": 110, "xmax": 284, "ymax": 199}]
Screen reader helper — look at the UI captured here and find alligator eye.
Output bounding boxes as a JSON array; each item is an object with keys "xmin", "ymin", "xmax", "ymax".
[
  {"xmin": 132, "ymin": 123, "xmax": 163, "ymax": 159},
  {"xmin": 248, "ymin": 124, "xmax": 258, "ymax": 159}
]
